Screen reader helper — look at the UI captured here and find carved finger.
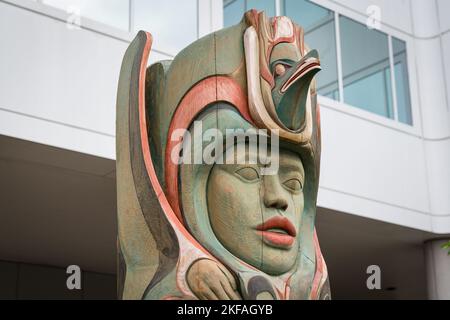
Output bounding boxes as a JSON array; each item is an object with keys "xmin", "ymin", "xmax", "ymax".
[
  {"xmin": 200, "ymin": 287, "xmax": 219, "ymax": 301},
  {"xmin": 220, "ymin": 280, "xmax": 242, "ymax": 300},
  {"xmin": 210, "ymin": 280, "xmax": 231, "ymax": 300},
  {"xmin": 217, "ymin": 264, "xmax": 238, "ymax": 291}
]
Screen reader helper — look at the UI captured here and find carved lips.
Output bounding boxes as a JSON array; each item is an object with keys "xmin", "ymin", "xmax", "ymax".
[{"xmin": 256, "ymin": 216, "xmax": 297, "ymax": 249}]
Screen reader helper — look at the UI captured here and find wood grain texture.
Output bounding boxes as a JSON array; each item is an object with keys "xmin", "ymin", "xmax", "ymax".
[{"xmin": 116, "ymin": 9, "xmax": 331, "ymax": 300}]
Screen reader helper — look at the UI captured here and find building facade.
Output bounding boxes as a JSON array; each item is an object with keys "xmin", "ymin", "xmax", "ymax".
[{"xmin": 0, "ymin": 0, "xmax": 449, "ymax": 299}]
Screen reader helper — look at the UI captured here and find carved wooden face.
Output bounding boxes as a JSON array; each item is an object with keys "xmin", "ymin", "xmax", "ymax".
[{"xmin": 207, "ymin": 146, "xmax": 305, "ymax": 276}]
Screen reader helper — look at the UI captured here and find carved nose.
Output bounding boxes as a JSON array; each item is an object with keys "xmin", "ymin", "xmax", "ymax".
[
  {"xmin": 265, "ymin": 197, "xmax": 288, "ymax": 211},
  {"xmin": 263, "ymin": 176, "xmax": 289, "ymax": 211}
]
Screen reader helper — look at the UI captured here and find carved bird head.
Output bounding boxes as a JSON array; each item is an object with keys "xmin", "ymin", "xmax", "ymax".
[{"xmin": 244, "ymin": 10, "xmax": 321, "ymax": 144}]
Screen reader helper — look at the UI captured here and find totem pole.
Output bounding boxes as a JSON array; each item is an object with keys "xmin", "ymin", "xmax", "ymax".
[{"xmin": 116, "ymin": 10, "xmax": 330, "ymax": 300}]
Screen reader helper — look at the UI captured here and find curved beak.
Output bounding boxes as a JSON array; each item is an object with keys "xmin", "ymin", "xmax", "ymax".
[
  {"xmin": 244, "ymin": 25, "xmax": 320, "ymax": 143},
  {"xmin": 280, "ymin": 50, "xmax": 321, "ymax": 94},
  {"xmin": 273, "ymin": 50, "xmax": 321, "ymax": 131}
]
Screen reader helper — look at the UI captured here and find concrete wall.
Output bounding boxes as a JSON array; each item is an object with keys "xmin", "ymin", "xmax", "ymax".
[
  {"xmin": 0, "ymin": 0, "xmax": 173, "ymax": 160},
  {"xmin": 0, "ymin": 0, "xmax": 448, "ymax": 234}
]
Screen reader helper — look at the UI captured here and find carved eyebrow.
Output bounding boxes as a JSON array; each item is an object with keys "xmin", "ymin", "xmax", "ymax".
[
  {"xmin": 270, "ymin": 59, "xmax": 295, "ymax": 70},
  {"xmin": 279, "ymin": 162, "xmax": 305, "ymax": 176}
]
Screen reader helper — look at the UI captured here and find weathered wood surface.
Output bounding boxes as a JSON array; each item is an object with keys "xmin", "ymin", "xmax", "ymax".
[{"xmin": 116, "ymin": 10, "xmax": 330, "ymax": 300}]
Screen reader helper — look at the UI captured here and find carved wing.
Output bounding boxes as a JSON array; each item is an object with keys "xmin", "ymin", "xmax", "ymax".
[{"xmin": 116, "ymin": 31, "xmax": 179, "ymax": 299}]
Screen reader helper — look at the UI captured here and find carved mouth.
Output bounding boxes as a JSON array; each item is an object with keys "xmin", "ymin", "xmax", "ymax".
[{"xmin": 256, "ymin": 217, "xmax": 297, "ymax": 249}]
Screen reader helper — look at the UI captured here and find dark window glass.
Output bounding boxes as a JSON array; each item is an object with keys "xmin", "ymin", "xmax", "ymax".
[
  {"xmin": 224, "ymin": 0, "xmax": 275, "ymax": 28},
  {"xmin": 224, "ymin": 0, "xmax": 245, "ymax": 28},
  {"xmin": 283, "ymin": 0, "xmax": 339, "ymax": 100},
  {"xmin": 393, "ymin": 38, "xmax": 413, "ymax": 125},
  {"xmin": 340, "ymin": 16, "xmax": 394, "ymax": 118},
  {"xmin": 133, "ymin": 0, "xmax": 198, "ymax": 55},
  {"xmin": 247, "ymin": 0, "xmax": 275, "ymax": 17}
]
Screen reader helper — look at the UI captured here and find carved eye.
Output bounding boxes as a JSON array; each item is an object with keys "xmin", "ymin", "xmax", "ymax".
[
  {"xmin": 283, "ymin": 178, "xmax": 303, "ymax": 192},
  {"xmin": 274, "ymin": 63, "xmax": 287, "ymax": 77},
  {"xmin": 235, "ymin": 167, "xmax": 260, "ymax": 182}
]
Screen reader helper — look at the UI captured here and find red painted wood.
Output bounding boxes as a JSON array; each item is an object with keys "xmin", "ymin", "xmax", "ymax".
[
  {"xmin": 165, "ymin": 76, "xmax": 253, "ymax": 223},
  {"xmin": 310, "ymin": 229, "xmax": 326, "ymax": 299},
  {"xmin": 137, "ymin": 32, "xmax": 211, "ymax": 254}
]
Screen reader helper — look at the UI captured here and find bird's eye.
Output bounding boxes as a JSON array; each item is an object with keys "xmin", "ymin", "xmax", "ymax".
[
  {"xmin": 235, "ymin": 167, "xmax": 260, "ymax": 182},
  {"xmin": 274, "ymin": 63, "xmax": 287, "ymax": 77},
  {"xmin": 283, "ymin": 178, "xmax": 303, "ymax": 192}
]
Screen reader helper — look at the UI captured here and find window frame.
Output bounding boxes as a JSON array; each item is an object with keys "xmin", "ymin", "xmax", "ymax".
[
  {"xmin": 3, "ymin": 0, "xmax": 207, "ymax": 59},
  {"xmin": 321, "ymin": 0, "xmax": 420, "ymax": 136},
  {"xmin": 224, "ymin": 0, "xmax": 278, "ymax": 16},
  {"xmin": 308, "ymin": 0, "xmax": 420, "ymax": 135},
  {"xmin": 220, "ymin": 0, "xmax": 422, "ymax": 136},
  {"xmin": 10, "ymin": 0, "xmax": 421, "ymax": 136}
]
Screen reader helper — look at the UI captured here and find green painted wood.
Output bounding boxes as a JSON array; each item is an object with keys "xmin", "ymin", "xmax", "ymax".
[{"xmin": 117, "ymin": 10, "xmax": 330, "ymax": 300}]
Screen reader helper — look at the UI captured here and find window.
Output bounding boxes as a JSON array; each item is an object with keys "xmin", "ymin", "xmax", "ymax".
[
  {"xmin": 340, "ymin": 16, "xmax": 394, "ymax": 119},
  {"xmin": 41, "ymin": 0, "xmax": 198, "ymax": 56},
  {"xmin": 283, "ymin": 0, "xmax": 339, "ymax": 100},
  {"xmin": 133, "ymin": 0, "xmax": 198, "ymax": 56},
  {"xmin": 224, "ymin": 0, "xmax": 275, "ymax": 28},
  {"xmin": 393, "ymin": 38, "xmax": 413, "ymax": 125},
  {"xmin": 247, "ymin": 0, "xmax": 275, "ymax": 16},
  {"xmin": 224, "ymin": 0, "xmax": 245, "ymax": 27},
  {"xmin": 42, "ymin": 0, "xmax": 130, "ymax": 31},
  {"xmin": 223, "ymin": 0, "xmax": 414, "ymax": 126}
]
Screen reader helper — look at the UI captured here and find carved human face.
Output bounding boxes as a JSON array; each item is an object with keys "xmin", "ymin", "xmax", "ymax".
[{"xmin": 207, "ymin": 147, "xmax": 305, "ymax": 276}]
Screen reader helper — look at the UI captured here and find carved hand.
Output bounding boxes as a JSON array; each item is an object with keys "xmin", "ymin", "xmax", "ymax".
[{"xmin": 187, "ymin": 259, "xmax": 242, "ymax": 300}]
